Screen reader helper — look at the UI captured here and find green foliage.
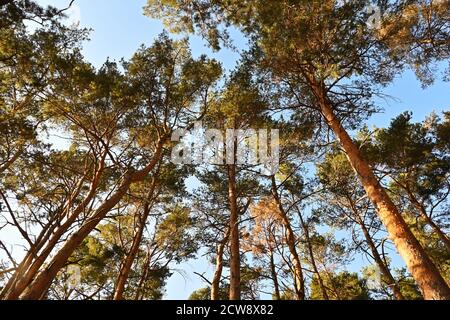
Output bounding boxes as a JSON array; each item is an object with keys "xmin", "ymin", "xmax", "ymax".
[
  {"xmin": 145, "ymin": 0, "xmax": 450, "ymax": 85},
  {"xmin": 317, "ymin": 150, "xmax": 355, "ymax": 197},
  {"xmin": 311, "ymin": 271, "xmax": 371, "ymax": 300},
  {"xmin": 394, "ymin": 268, "xmax": 423, "ymax": 300},
  {"xmin": 403, "ymin": 212, "xmax": 450, "ymax": 282},
  {"xmin": 189, "ymin": 286, "xmax": 228, "ymax": 300},
  {"xmin": 188, "ymin": 267, "xmax": 261, "ymax": 300},
  {"xmin": 155, "ymin": 205, "xmax": 199, "ymax": 263},
  {"xmin": 372, "ymin": 112, "xmax": 449, "ymax": 202}
]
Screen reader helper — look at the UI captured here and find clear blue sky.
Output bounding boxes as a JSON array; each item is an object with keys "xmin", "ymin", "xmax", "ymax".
[{"xmin": 34, "ymin": 0, "xmax": 449, "ymax": 299}]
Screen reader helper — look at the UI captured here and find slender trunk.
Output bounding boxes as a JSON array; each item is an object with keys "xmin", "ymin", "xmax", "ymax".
[
  {"xmin": 113, "ymin": 173, "xmax": 159, "ymax": 300},
  {"xmin": 18, "ymin": 141, "xmax": 164, "ymax": 300},
  {"xmin": 354, "ymin": 212, "xmax": 404, "ymax": 300},
  {"xmin": 211, "ymin": 231, "xmax": 229, "ymax": 300},
  {"xmin": 228, "ymin": 163, "xmax": 241, "ymax": 300},
  {"xmin": 297, "ymin": 209, "xmax": 329, "ymax": 300},
  {"xmin": 269, "ymin": 251, "xmax": 281, "ymax": 300},
  {"xmin": 113, "ymin": 203, "xmax": 152, "ymax": 300},
  {"xmin": 270, "ymin": 176, "xmax": 305, "ymax": 300},
  {"xmin": 211, "ymin": 243, "xmax": 225, "ymax": 300},
  {"xmin": 419, "ymin": 209, "xmax": 450, "ymax": 251},
  {"xmin": 134, "ymin": 246, "xmax": 154, "ymax": 300},
  {"xmin": 406, "ymin": 191, "xmax": 450, "ymax": 251},
  {"xmin": 314, "ymin": 82, "xmax": 450, "ymax": 299}
]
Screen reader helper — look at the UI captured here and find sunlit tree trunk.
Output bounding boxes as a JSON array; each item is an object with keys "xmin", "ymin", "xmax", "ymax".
[
  {"xmin": 2, "ymin": 151, "xmax": 107, "ymax": 300},
  {"xmin": 211, "ymin": 231, "xmax": 229, "ymax": 300},
  {"xmin": 19, "ymin": 141, "xmax": 165, "ymax": 300},
  {"xmin": 313, "ymin": 81, "xmax": 450, "ymax": 300}
]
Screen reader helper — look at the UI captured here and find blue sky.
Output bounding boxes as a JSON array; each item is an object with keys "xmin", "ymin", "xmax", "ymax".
[{"xmin": 32, "ymin": 0, "xmax": 450, "ymax": 299}]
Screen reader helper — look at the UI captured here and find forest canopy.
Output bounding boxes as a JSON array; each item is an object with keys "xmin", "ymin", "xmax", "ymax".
[{"xmin": 0, "ymin": 0, "xmax": 449, "ymax": 301}]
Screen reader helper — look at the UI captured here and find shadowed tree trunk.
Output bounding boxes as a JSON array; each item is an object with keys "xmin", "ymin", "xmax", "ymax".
[
  {"xmin": 113, "ymin": 173, "xmax": 160, "ymax": 300},
  {"xmin": 227, "ymin": 163, "xmax": 240, "ymax": 300},
  {"xmin": 113, "ymin": 202, "xmax": 152, "ymax": 300},
  {"xmin": 405, "ymin": 189, "xmax": 450, "ymax": 252},
  {"xmin": 269, "ymin": 250, "xmax": 281, "ymax": 300},
  {"xmin": 358, "ymin": 216, "xmax": 405, "ymax": 300},
  {"xmin": 297, "ymin": 208, "xmax": 329, "ymax": 300},
  {"xmin": 349, "ymin": 205, "xmax": 404, "ymax": 300},
  {"xmin": 270, "ymin": 176, "xmax": 305, "ymax": 300},
  {"xmin": 134, "ymin": 244, "xmax": 156, "ymax": 300}
]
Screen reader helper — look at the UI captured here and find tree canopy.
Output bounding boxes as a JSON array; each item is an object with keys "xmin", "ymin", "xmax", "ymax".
[{"xmin": 0, "ymin": 0, "xmax": 449, "ymax": 301}]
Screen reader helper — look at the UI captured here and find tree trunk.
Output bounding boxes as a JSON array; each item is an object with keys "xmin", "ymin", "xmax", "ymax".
[
  {"xmin": 18, "ymin": 141, "xmax": 164, "ymax": 300},
  {"xmin": 113, "ymin": 173, "xmax": 159, "ymax": 300},
  {"xmin": 3, "ymin": 153, "xmax": 107, "ymax": 300},
  {"xmin": 269, "ymin": 251, "xmax": 281, "ymax": 300},
  {"xmin": 406, "ymin": 191, "xmax": 450, "ymax": 252},
  {"xmin": 134, "ymin": 246, "xmax": 154, "ymax": 300},
  {"xmin": 354, "ymin": 212, "xmax": 405, "ymax": 300},
  {"xmin": 227, "ymin": 163, "xmax": 241, "ymax": 300},
  {"xmin": 113, "ymin": 203, "xmax": 152, "ymax": 300},
  {"xmin": 270, "ymin": 176, "xmax": 305, "ymax": 300},
  {"xmin": 418, "ymin": 209, "xmax": 450, "ymax": 252},
  {"xmin": 314, "ymin": 83, "xmax": 450, "ymax": 300},
  {"xmin": 211, "ymin": 231, "xmax": 229, "ymax": 300},
  {"xmin": 297, "ymin": 208, "xmax": 329, "ymax": 300}
]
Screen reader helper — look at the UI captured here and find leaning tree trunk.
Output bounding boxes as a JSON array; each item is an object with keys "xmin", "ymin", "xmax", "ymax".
[
  {"xmin": 113, "ymin": 173, "xmax": 159, "ymax": 300},
  {"xmin": 271, "ymin": 176, "xmax": 305, "ymax": 300},
  {"xmin": 113, "ymin": 203, "xmax": 152, "ymax": 300},
  {"xmin": 406, "ymin": 190, "xmax": 450, "ymax": 252},
  {"xmin": 227, "ymin": 163, "xmax": 241, "ymax": 300},
  {"xmin": 134, "ymin": 245, "xmax": 155, "ymax": 300},
  {"xmin": 297, "ymin": 208, "xmax": 329, "ymax": 300},
  {"xmin": 313, "ymin": 82, "xmax": 450, "ymax": 300},
  {"xmin": 2, "ymin": 151, "xmax": 107, "ymax": 300},
  {"xmin": 418, "ymin": 208, "xmax": 450, "ymax": 252},
  {"xmin": 19, "ymin": 141, "xmax": 165, "ymax": 300},
  {"xmin": 354, "ymin": 211, "xmax": 404, "ymax": 300}
]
